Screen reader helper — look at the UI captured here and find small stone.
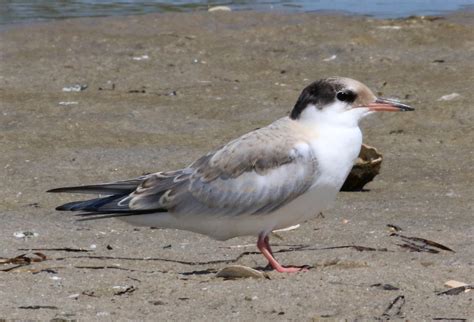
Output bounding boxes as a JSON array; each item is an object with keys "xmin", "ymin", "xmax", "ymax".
[
  {"xmin": 58, "ymin": 101, "xmax": 79, "ymax": 106},
  {"xmin": 13, "ymin": 231, "xmax": 39, "ymax": 239},
  {"xmin": 62, "ymin": 84, "xmax": 87, "ymax": 92},
  {"xmin": 377, "ymin": 25, "xmax": 402, "ymax": 30},
  {"xmin": 208, "ymin": 6, "xmax": 232, "ymax": 12},
  {"xmin": 149, "ymin": 300, "xmax": 166, "ymax": 305},
  {"xmin": 323, "ymin": 54, "xmax": 337, "ymax": 62},
  {"xmin": 132, "ymin": 55, "xmax": 149, "ymax": 61},
  {"xmin": 437, "ymin": 93, "xmax": 461, "ymax": 101},
  {"xmin": 444, "ymin": 280, "xmax": 468, "ymax": 288}
]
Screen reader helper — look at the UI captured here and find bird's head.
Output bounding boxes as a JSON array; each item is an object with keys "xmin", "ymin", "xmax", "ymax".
[{"xmin": 290, "ymin": 77, "xmax": 414, "ymax": 127}]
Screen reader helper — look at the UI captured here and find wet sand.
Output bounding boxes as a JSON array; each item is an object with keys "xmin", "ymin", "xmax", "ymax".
[{"xmin": 0, "ymin": 10, "xmax": 473, "ymax": 320}]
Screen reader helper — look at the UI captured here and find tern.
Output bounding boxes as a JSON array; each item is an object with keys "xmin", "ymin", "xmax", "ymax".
[{"xmin": 49, "ymin": 77, "xmax": 414, "ymax": 273}]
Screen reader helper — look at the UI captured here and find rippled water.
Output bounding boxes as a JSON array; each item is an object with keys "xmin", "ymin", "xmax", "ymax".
[{"xmin": 1, "ymin": 0, "xmax": 473, "ymax": 25}]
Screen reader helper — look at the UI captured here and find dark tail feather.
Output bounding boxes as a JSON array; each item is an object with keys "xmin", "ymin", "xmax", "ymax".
[
  {"xmin": 47, "ymin": 178, "xmax": 145, "ymax": 195},
  {"xmin": 55, "ymin": 194, "xmax": 130, "ymax": 212},
  {"xmin": 49, "ymin": 175, "xmax": 167, "ymax": 219},
  {"xmin": 75, "ymin": 209, "xmax": 167, "ymax": 221},
  {"xmin": 55, "ymin": 192, "xmax": 167, "ymax": 220}
]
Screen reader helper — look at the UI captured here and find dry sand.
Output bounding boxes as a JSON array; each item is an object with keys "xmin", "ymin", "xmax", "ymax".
[{"xmin": 0, "ymin": 10, "xmax": 473, "ymax": 320}]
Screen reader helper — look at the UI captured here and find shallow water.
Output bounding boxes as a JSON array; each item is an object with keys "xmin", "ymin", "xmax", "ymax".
[{"xmin": 1, "ymin": 0, "xmax": 473, "ymax": 25}]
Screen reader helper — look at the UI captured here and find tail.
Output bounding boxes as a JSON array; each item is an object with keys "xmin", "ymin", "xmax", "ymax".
[
  {"xmin": 47, "ymin": 178, "xmax": 145, "ymax": 195},
  {"xmin": 48, "ymin": 177, "xmax": 166, "ymax": 219}
]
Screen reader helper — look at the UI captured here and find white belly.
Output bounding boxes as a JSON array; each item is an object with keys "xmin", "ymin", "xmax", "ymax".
[
  {"xmin": 120, "ymin": 178, "xmax": 340, "ymax": 240},
  {"xmin": 121, "ymin": 152, "xmax": 360, "ymax": 240}
]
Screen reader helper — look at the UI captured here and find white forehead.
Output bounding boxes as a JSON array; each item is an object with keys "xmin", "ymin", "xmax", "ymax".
[{"xmin": 335, "ymin": 77, "xmax": 365, "ymax": 91}]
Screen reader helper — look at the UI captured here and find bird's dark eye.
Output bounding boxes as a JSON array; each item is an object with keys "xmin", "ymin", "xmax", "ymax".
[{"xmin": 336, "ymin": 91, "xmax": 356, "ymax": 103}]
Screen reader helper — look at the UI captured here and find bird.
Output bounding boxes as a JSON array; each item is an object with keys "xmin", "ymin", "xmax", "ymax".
[{"xmin": 48, "ymin": 77, "xmax": 414, "ymax": 273}]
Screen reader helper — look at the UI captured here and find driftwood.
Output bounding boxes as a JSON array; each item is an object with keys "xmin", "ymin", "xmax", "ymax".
[{"xmin": 341, "ymin": 144, "xmax": 383, "ymax": 191}]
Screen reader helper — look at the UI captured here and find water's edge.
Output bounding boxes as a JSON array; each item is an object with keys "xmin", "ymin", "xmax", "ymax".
[{"xmin": 1, "ymin": 0, "xmax": 473, "ymax": 26}]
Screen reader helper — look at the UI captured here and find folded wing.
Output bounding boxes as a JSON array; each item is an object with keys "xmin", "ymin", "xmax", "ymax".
[
  {"xmin": 51, "ymin": 119, "xmax": 319, "ymax": 218},
  {"xmin": 128, "ymin": 119, "xmax": 319, "ymax": 216}
]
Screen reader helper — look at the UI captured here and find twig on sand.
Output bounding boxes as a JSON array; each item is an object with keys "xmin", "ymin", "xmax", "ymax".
[{"xmin": 381, "ymin": 295, "xmax": 405, "ymax": 318}]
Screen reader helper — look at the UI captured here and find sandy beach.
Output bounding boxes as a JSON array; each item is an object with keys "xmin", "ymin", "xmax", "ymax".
[{"xmin": 0, "ymin": 10, "xmax": 473, "ymax": 320}]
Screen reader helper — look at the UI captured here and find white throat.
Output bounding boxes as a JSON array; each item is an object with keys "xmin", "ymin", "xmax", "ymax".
[
  {"xmin": 296, "ymin": 103, "xmax": 365, "ymax": 191},
  {"xmin": 298, "ymin": 102, "xmax": 369, "ymax": 129}
]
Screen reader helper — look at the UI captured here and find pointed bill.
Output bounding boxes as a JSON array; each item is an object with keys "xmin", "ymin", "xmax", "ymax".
[{"xmin": 366, "ymin": 98, "xmax": 414, "ymax": 112}]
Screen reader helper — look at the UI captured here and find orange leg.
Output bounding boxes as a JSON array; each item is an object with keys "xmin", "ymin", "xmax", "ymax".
[{"xmin": 256, "ymin": 233, "xmax": 308, "ymax": 273}]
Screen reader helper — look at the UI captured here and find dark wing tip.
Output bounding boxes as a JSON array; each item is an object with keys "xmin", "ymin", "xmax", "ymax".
[
  {"xmin": 54, "ymin": 200, "xmax": 90, "ymax": 211},
  {"xmin": 47, "ymin": 186, "xmax": 91, "ymax": 193},
  {"xmin": 48, "ymin": 187, "xmax": 65, "ymax": 193},
  {"xmin": 47, "ymin": 186, "xmax": 96, "ymax": 193}
]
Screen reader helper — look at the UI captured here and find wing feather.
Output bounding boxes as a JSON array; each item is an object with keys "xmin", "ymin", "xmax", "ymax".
[
  {"xmin": 47, "ymin": 177, "xmax": 149, "ymax": 195},
  {"xmin": 52, "ymin": 118, "xmax": 318, "ymax": 218},
  {"xmin": 129, "ymin": 118, "xmax": 318, "ymax": 216}
]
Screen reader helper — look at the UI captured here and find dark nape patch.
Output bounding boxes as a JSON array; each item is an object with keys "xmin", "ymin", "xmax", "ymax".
[{"xmin": 290, "ymin": 79, "xmax": 338, "ymax": 119}]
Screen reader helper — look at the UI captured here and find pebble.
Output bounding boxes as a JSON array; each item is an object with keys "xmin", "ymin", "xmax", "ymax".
[
  {"xmin": 208, "ymin": 6, "xmax": 232, "ymax": 12},
  {"xmin": 377, "ymin": 25, "xmax": 402, "ymax": 30},
  {"xmin": 58, "ymin": 101, "xmax": 78, "ymax": 106},
  {"xmin": 437, "ymin": 93, "xmax": 461, "ymax": 101},
  {"xmin": 13, "ymin": 231, "xmax": 38, "ymax": 238},
  {"xmin": 132, "ymin": 55, "xmax": 149, "ymax": 61},
  {"xmin": 323, "ymin": 54, "xmax": 337, "ymax": 61},
  {"xmin": 62, "ymin": 84, "xmax": 87, "ymax": 92}
]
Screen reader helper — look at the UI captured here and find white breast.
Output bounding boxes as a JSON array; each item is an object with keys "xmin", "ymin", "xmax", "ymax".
[
  {"xmin": 310, "ymin": 124, "xmax": 363, "ymax": 189},
  {"xmin": 264, "ymin": 123, "xmax": 363, "ymax": 231}
]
